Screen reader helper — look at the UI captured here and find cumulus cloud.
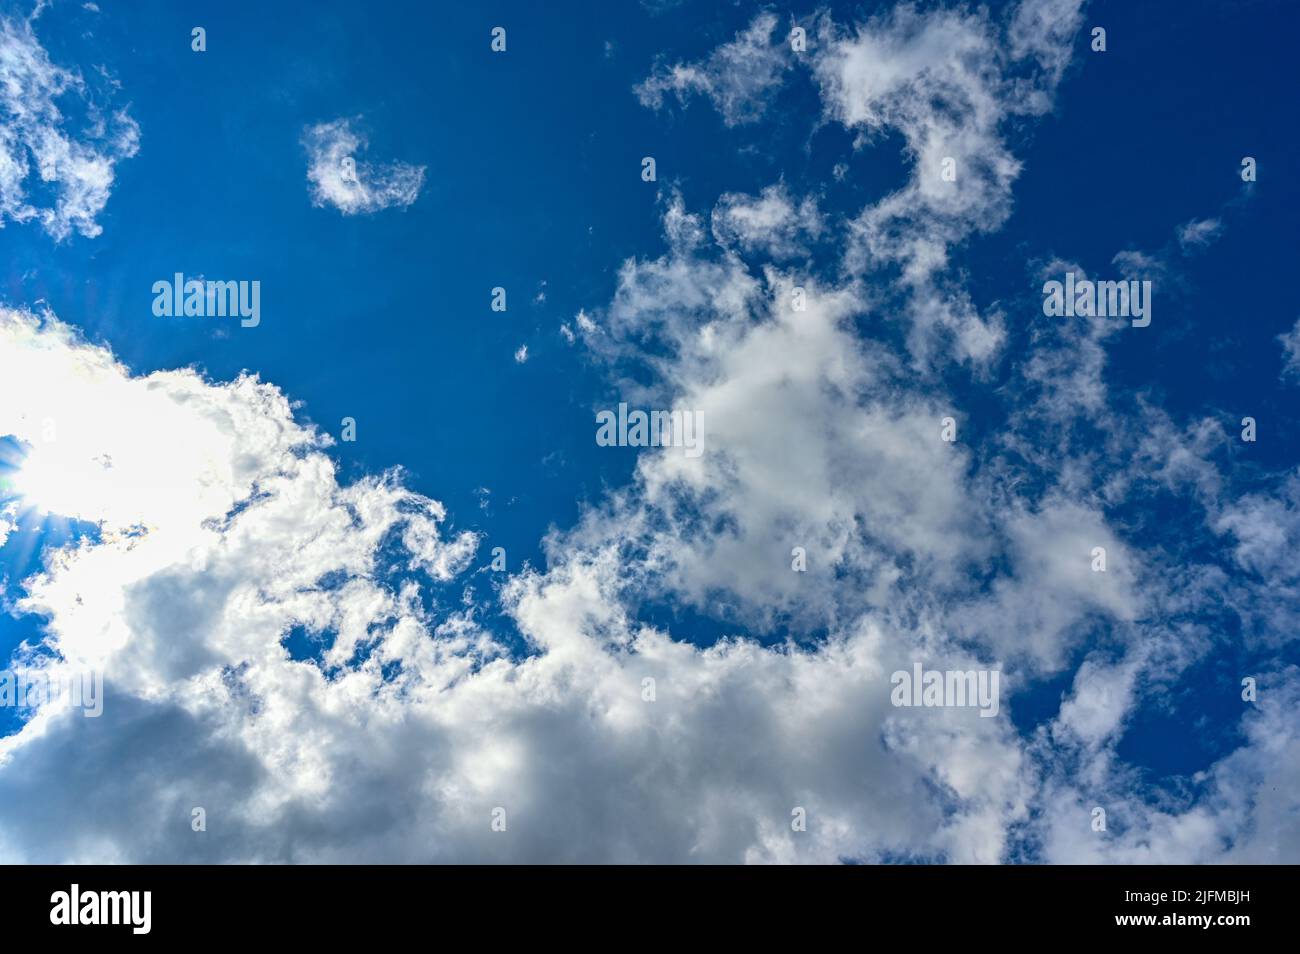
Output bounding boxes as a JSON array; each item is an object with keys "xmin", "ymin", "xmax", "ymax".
[
  {"xmin": 2, "ymin": 0, "xmax": 1296, "ymax": 865},
  {"xmin": 0, "ymin": 307, "xmax": 1032, "ymax": 863},
  {"xmin": 582, "ymin": 0, "xmax": 1295, "ymax": 863},
  {"xmin": 303, "ymin": 118, "xmax": 425, "ymax": 215},
  {"xmin": 0, "ymin": 14, "xmax": 139, "ymax": 240},
  {"xmin": 576, "ymin": 195, "xmax": 993, "ymax": 632}
]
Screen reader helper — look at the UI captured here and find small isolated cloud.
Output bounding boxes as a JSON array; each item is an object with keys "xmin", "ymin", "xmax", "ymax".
[
  {"xmin": 302, "ymin": 118, "xmax": 425, "ymax": 215},
  {"xmin": 1177, "ymin": 216, "xmax": 1223, "ymax": 252},
  {"xmin": 513, "ymin": 344, "xmax": 529, "ymax": 364},
  {"xmin": 0, "ymin": 15, "xmax": 139, "ymax": 240},
  {"xmin": 1279, "ymin": 316, "xmax": 1300, "ymax": 381},
  {"xmin": 1110, "ymin": 207, "xmax": 1232, "ymax": 300}
]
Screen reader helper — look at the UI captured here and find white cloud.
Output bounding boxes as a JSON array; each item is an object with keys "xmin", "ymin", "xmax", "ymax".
[
  {"xmin": 805, "ymin": 1, "xmax": 1084, "ymax": 370},
  {"xmin": 303, "ymin": 118, "xmax": 425, "ymax": 215},
  {"xmin": 0, "ymin": 306, "xmax": 1036, "ymax": 863},
  {"xmin": 711, "ymin": 183, "xmax": 823, "ymax": 259},
  {"xmin": 1209, "ymin": 474, "xmax": 1300, "ymax": 649},
  {"xmin": 575, "ymin": 215, "xmax": 984, "ymax": 629},
  {"xmin": 0, "ymin": 15, "xmax": 139, "ymax": 240},
  {"xmin": 1213, "ymin": 475, "xmax": 1300, "ymax": 581},
  {"xmin": 635, "ymin": 12, "xmax": 790, "ymax": 126},
  {"xmin": 1006, "ymin": 0, "xmax": 1087, "ymax": 92},
  {"xmin": 2, "ymin": 0, "xmax": 1295, "ymax": 865},
  {"xmin": 1176, "ymin": 216, "xmax": 1223, "ymax": 252},
  {"xmin": 811, "ymin": 4, "xmax": 1028, "ymax": 272},
  {"xmin": 1279, "ymin": 316, "xmax": 1300, "ymax": 381},
  {"xmin": 1035, "ymin": 667, "xmax": 1300, "ymax": 864}
]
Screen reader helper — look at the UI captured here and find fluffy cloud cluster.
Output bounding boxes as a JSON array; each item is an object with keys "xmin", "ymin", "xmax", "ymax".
[
  {"xmin": 0, "ymin": 304, "xmax": 1033, "ymax": 863},
  {"xmin": 0, "ymin": 0, "xmax": 1296, "ymax": 863},
  {"xmin": 0, "ymin": 13, "xmax": 139, "ymax": 240},
  {"xmin": 303, "ymin": 118, "xmax": 425, "ymax": 215}
]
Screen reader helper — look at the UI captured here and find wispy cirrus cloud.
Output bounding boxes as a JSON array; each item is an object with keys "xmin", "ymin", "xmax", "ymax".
[
  {"xmin": 635, "ymin": 11, "xmax": 791, "ymax": 126},
  {"xmin": 0, "ymin": 13, "xmax": 138, "ymax": 241},
  {"xmin": 1177, "ymin": 216, "xmax": 1224, "ymax": 252},
  {"xmin": 1278, "ymin": 316, "xmax": 1300, "ymax": 380},
  {"xmin": 302, "ymin": 118, "xmax": 425, "ymax": 215}
]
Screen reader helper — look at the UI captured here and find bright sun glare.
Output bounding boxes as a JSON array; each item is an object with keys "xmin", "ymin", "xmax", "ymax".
[{"xmin": 9, "ymin": 446, "xmax": 101, "ymax": 518}]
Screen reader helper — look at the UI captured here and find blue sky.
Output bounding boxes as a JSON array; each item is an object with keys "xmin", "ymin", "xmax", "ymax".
[{"xmin": 0, "ymin": 0, "xmax": 1297, "ymax": 863}]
